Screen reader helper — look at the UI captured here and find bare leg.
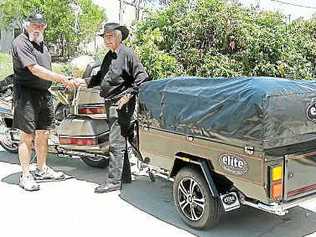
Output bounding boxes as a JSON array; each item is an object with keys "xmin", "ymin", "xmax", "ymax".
[
  {"xmin": 19, "ymin": 131, "xmax": 34, "ymax": 176},
  {"xmin": 34, "ymin": 130, "xmax": 49, "ymax": 171}
]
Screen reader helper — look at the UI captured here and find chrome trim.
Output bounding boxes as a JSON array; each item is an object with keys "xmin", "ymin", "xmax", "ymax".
[
  {"xmin": 58, "ymin": 143, "xmax": 109, "ymax": 152},
  {"xmin": 241, "ymin": 199, "xmax": 287, "ymax": 215},
  {"xmin": 72, "ymin": 86, "xmax": 80, "ymax": 115},
  {"xmin": 284, "ymin": 155, "xmax": 289, "ymax": 200},
  {"xmin": 57, "ymin": 148, "xmax": 109, "ymax": 160},
  {"xmin": 59, "ymin": 135, "xmax": 99, "ymax": 139},
  {"xmin": 58, "ymin": 132, "xmax": 109, "ymax": 142},
  {"xmin": 240, "ymin": 191, "xmax": 316, "ymax": 216},
  {"xmin": 134, "ymin": 161, "xmax": 174, "ymax": 181},
  {"xmin": 77, "ymin": 114, "xmax": 107, "ymax": 119},
  {"xmin": 78, "ymin": 103, "xmax": 105, "ymax": 108}
]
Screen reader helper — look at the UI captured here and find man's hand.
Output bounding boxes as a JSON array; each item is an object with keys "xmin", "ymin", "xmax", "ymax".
[
  {"xmin": 27, "ymin": 64, "xmax": 80, "ymax": 89},
  {"xmin": 61, "ymin": 77, "xmax": 78, "ymax": 90},
  {"xmin": 117, "ymin": 94, "xmax": 133, "ymax": 110},
  {"xmin": 73, "ymin": 78, "xmax": 87, "ymax": 86}
]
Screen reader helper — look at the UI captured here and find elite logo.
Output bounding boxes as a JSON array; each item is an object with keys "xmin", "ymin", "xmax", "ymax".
[
  {"xmin": 306, "ymin": 102, "xmax": 316, "ymax": 122},
  {"xmin": 222, "ymin": 193, "xmax": 237, "ymax": 205},
  {"xmin": 218, "ymin": 153, "xmax": 248, "ymax": 176}
]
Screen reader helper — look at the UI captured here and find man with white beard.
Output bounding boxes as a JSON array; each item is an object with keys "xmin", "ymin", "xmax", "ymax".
[{"xmin": 11, "ymin": 13, "xmax": 78, "ymax": 191}]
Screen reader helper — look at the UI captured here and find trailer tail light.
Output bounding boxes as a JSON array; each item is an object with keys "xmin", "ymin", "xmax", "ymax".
[
  {"xmin": 272, "ymin": 166, "xmax": 283, "ymax": 181},
  {"xmin": 270, "ymin": 165, "xmax": 284, "ymax": 201},
  {"xmin": 59, "ymin": 136, "xmax": 97, "ymax": 146},
  {"xmin": 78, "ymin": 105, "xmax": 105, "ymax": 114},
  {"xmin": 271, "ymin": 181, "xmax": 283, "ymax": 200}
]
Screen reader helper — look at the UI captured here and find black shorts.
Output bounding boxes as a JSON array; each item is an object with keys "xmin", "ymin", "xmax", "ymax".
[{"xmin": 13, "ymin": 87, "xmax": 54, "ymax": 134}]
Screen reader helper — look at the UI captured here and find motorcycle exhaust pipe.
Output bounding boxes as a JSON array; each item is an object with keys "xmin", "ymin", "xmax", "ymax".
[{"xmin": 56, "ymin": 148, "xmax": 109, "ymax": 160}]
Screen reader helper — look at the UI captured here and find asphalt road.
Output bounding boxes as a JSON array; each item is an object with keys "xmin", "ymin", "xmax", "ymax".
[{"xmin": 0, "ymin": 148, "xmax": 316, "ymax": 237}]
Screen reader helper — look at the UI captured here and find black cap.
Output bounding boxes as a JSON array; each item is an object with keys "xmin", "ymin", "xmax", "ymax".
[
  {"xmin": 27, "ymin": 13, "xmax": 46, "ymax": 24},
  {"xmin": 98, "ymin": 22, "xmax": 129, "ymax": 41}
]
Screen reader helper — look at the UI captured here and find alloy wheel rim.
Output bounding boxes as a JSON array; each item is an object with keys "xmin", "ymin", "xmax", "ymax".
[{"xmin": 178, "ymin": 177, "xmax": 206, "ymax": 221}]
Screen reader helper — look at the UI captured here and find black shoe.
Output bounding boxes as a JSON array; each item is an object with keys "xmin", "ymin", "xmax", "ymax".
[{"xmin": 94, "ymin": 182, "xmax": 121, "ymax": 194}]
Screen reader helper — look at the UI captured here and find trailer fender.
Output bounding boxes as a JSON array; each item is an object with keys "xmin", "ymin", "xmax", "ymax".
[{"xmin": 170, "ymin": 155, "xmax": 219, "ymax": 198}]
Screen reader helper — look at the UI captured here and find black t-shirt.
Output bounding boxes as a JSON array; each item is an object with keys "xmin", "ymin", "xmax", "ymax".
[{"xmin": 11, "ymin": 32, "xmax": 52, "ymax": 90}]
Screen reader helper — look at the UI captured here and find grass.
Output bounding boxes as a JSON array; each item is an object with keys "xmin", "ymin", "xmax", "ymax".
[
  {"xmin": 0, "ymin": 52, "xmax": 13, "ymax": 80},
  {"xmin": 0, "ymin": 52, "xmax": 72, "ymax": 81}
]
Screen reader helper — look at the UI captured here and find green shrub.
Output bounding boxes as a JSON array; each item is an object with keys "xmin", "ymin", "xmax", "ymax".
[
  {"xmin": 131, "ymin": 0, "xmax": 316, "ymax": 80},
  {"xmin": 0, "ymin": 53, "xmax": 13, "ymax": 80}
]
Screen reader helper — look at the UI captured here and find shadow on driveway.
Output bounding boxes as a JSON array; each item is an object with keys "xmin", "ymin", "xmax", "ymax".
[
  {"xmin": 121, "ymin": 176, "xmax": 316, "ymax": 237},
  {"xmin": 0, "ymin": 151, "xmax": 106, "ymax": 185}
]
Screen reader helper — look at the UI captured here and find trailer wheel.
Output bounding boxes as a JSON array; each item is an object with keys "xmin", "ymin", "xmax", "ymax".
[
  {"xmin": 173, "ymin": 167, "xmax": 221, "ymax": 229},
  {"xmin": 81, "ymin": 157, "xmax": 108, "ymax": 168}
]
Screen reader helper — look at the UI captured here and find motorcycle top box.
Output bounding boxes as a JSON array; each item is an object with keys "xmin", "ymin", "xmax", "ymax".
[
  {"xmin": 57, "ymin": 116, "xmax": 109, "ymax": 152},
  {"xmin": 56, "ymin": 84, "xmax": 109, "ymax": 150}
]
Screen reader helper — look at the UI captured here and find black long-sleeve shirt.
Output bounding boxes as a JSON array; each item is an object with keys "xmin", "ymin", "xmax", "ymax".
[{"xmin": 86, "ymin": 44, "xmax": 149, "ymax": 100}]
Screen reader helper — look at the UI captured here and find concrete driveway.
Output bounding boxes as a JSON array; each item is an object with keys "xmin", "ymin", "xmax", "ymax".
[{"xmin": 0, "ymin": 148, "xmax": 315, "ymax": 237}]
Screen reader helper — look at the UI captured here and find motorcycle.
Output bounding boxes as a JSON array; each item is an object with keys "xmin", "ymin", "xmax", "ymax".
[{"xmin": 0, "ymin": 63, "xmax": 111, "ymax": 168}]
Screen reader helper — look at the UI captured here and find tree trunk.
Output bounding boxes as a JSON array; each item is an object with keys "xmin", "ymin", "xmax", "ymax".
[
  {"xmin": 61, "ymin": 34, "xmax": 64, "ymax": 58},
  {"xmin": 119, "ymin": 0, "xmax": 123, "ymax": 24},
  {"xmin": 135, "ymin": 0, "xmax": 142, "ymax": 21}
]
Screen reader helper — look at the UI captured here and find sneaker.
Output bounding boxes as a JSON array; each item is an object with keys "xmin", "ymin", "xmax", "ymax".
[
  {"xmin": 34, "ymin": 166, "xmax": 65, "ymax": 180},
  {"xmin": 19, "ymin": 174, "xmax": 40, "ymax": 191}
]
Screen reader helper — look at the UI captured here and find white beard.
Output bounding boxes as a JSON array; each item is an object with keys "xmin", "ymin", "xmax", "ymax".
[{"xmin": 29, "ymin": 31, "xmax": 44, "ymax": 44}]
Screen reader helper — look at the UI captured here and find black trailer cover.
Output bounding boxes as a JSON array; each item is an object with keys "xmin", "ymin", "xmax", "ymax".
[{"xmin": 138, "ymin": 77, "xmax": 316, "ymax": 150}]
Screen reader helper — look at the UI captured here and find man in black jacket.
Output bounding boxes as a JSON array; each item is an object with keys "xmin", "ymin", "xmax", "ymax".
[{"xmin": 77, "ymin": 23, "xmax": 149, "ymax": 193}]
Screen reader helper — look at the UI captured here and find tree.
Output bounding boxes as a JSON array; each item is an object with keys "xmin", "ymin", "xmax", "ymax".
[{"xmin": 0, "ymin": 0, "xmax": 105, "ymax": 58}]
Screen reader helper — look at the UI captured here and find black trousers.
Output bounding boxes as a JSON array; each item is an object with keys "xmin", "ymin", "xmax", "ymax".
[{"xmin": 105, "ymin": 97, "xmax": 135, "ymax": 184}]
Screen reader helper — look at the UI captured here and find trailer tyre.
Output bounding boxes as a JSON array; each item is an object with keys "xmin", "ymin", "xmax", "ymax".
[{"xmin": 173, "ymin": 167, "xmax": 221, "ymax": 229}]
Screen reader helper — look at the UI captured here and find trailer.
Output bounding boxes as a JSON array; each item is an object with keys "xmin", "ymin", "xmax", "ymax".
[{"xmin": 137, "ymin": 76, "xmax": 316, "ymax": 229}]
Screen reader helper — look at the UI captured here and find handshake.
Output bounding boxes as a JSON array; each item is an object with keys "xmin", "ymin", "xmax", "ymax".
[{"xmin": 59, "ymin": 77, "xmax": 87, "ymax": 90}]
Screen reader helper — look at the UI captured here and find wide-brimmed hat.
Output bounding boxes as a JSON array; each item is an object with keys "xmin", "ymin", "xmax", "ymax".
[
  {"xmin": 27, "ymin": 13, "xmax": 46, "ymax": 25},
  {"xmin": 98, "ymin": 22, "xmax": 129, "ymax": 41}
]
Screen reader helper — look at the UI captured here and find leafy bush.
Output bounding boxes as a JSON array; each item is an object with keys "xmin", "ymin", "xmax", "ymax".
[
  {"xmin": 52, "ymin": 63, "xmax": 72, "ymax": 76},
  {"xmin": 0, "ymin": 53, "xmax": 13, "ymax": 80},
  {"xmin": 131, "ymin": 0, "xmax": 316, "ymax": 80}
]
